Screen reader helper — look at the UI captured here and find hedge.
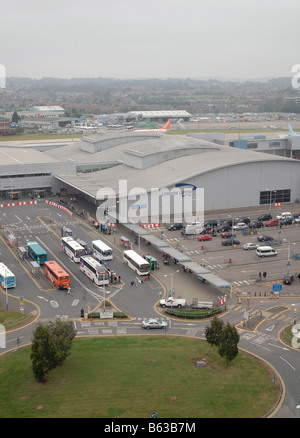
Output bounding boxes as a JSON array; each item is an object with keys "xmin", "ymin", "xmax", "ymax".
[{"xmin": 164, "ymin": 307, "xmax": 222, "ymax": 319}]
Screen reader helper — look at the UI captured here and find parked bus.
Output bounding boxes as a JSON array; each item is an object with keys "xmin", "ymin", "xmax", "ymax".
[
  {"xmin": 123, "ymin": 250, "xmax": 150, "ymax": 275},
  {"xmin": 26, "ymin": 241, "xmax": 48, "ymax": 265},
  {"xmin": 61, "ymin": 236, "xmax": 86, "ymax": 262},
  {"xmin": 79, "ymin": 256, "xmax": 110, "ymax": 285},
  {"xmin": 44, "ymin": 260, "xmax": 70, "ymax": 290},
  {"xmin": 0, "ymin": 262, "xmax": 16, "ymax": 288},
  {"xmin": 92, "ymin": 239, "xmax": 113, "ymax": 260}
]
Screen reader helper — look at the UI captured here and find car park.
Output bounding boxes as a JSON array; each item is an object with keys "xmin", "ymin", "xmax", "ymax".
[
  {"xmin": 232, "ymin": 222, "xmax": 248, "ymax": 230},
  {"xmin": 257, "ymin": 235, "xmax": 274, "ymax": 242},
  {"xmin": 198, "ymin": 235, "xmax": 212, "ymax": 241},
  {"xmin": 222, "ymin": 238, "xmax": 240, "ymax": 246},
  {"xmin": 249, "ymin": 221, "xmax": 264, "ymax": 228},
  {"xmin": 142, "ymin": 319, "xmax": 167, "ymax": 329},
  {"xmin": 265, "ymin": 219, "xmax": 279, "ymax": 227},
  {"xmin": 283, "ymin": 274, "xmax": 294, "ymax": 285},
  {"xmin": 243, "ymin": 243, "xmax": 259, "ymax": 250},
  {"xmin": 257, "ymin": 214, "xmax": 272, "ymax": 221}
]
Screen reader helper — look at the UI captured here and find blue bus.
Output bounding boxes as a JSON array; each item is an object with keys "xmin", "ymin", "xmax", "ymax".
[{"xmin": 26, "ymin": 241, "xmax": 48, "ymax": 265}]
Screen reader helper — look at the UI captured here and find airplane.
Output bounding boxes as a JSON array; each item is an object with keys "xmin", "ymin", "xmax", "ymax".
[
  {"xmin": 278, "ymin": 123, "xmax": 300, "ymax": 139},
  {"xmin": 133, "ymin": 119, "xmax": 171, "ymax": 133},
  {"xmin": 288, "ymin": 123, "xmax": 300, "ymax": 136}
]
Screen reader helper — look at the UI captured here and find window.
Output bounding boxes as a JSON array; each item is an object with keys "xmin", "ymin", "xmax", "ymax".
[{"xmin": 260, "ymin": 189, "xmax": 291, "ymax": 205}]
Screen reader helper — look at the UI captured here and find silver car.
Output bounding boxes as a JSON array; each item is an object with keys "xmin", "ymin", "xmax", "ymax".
[
  {"xmin": 243, "ymin": 243, "xmax": 259, "ymax": 250},
  {"xmin": 142, "ymin": 319, "xmax": 167, "ymax": 329}
]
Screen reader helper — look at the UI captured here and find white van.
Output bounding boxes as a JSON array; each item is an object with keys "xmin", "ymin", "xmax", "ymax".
[
  {"xmin": 256, "ymin": 246, "xmax": 278, "ymax": 257},
  {"xmin": 276, "ymin": 212, "xmax": 292, "ymax": 220}
]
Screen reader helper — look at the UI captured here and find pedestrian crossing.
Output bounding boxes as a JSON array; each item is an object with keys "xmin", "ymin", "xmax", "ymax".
[{"xmin": 233, "ymin": 279, "xmax": 253, "ymax": 286}]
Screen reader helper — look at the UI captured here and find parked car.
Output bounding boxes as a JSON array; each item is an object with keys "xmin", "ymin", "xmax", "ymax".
[
  {"xmin": 239, "ymin": 216, "xmax": 251, "ymax": 224},
  {"xmin": 142, "ymin": 319, "xmax": 168, "ymax": 329},
  {"xmin": 243, "ymin": 243, "xmax": 259, "ymax": 250},
  {"xmin": 295, "ymin": 218, "xmax": 300, "ymax": 223},
  {"xmin": 280, "ymin": 217, "xmax": 293, "ymax": 225},
  {"xmin": 203, "ymin": 220, "xmax": 218, "ymax": 228},
  {"xmin": 249, "ymin": 221, "xmax": 264, "ymax": 229},
  {"xmin": 257, "ymin": 235, "xmax": 274, "ymax": 242},
  {"xmin": 221, "ymin": 232, "xmax": 236, "ymax": 239},
  {"xmin": 232, "ymin": 222, "xmax": 248, "ymax": 230},
  {"xmin": 198, "ymin": 235, "xmax": 212, "ymax": 241},
  {"xmin": 265, "ymin": 219, "xmax": 279, "ymax": 227},
  {"xmin": 276, "ymin": 212, "xmax": 292, "ymax": 220},
  {"xmin": 217, "ymin": 224, "xmax": 231, "ymax": 232},
  {"xmin": 257, "ymin": 214, "xmax": 272, "ymax": 221},
  {"xmin": 283, "ymin": 274, "xmax": 294, "ymax": 285},
  {"xmin": 168, "ymin": 223, "xmax": 183, "ymax": 231},
  {"xmin": 222, "ymin": 238, "xmax": 240, "ymax": 246}
]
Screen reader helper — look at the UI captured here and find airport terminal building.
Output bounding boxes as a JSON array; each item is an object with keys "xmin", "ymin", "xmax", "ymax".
[{"xmin": 1, "ymin": 131, "xmax": 298, "ymax": 217}]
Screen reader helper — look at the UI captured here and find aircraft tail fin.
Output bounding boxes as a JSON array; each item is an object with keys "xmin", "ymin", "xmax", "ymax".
[
  {"xmin": 288, "ymin": 123, "xmax": 296, "ymax": 136},
  {"xmin": 162, "ymin": 119, "xmax": 171, "ymax": 130}
]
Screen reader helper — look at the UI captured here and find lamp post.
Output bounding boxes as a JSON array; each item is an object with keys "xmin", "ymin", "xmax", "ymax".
[
  {"xmin": 164, "ymin": 269, "xmax": 179, "ymax": 296},
  {"xmin": 283, "ymin": 239, "xmax": 295, "ymax": 275}
]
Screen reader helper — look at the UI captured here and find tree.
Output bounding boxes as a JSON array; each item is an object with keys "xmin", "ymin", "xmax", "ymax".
[
  {"xmin": 30, "ymin": 323, "xmax": 59, "ymax": 382},
  {"xmin": 30, "ymin": 319, "xmax": 77, "ymax": 382},
  {"xmin": 218, "ymin": 322, "xmax": 240, "ymax": 366},
  {"xmin": 48, "ymin": 319, "xmax": 77, "ymax": 366},
  {"xmin": 11, "ymin": 111, "xmax": 20, "ymax": 124},
  {"xmin": 205, "ymin": 316, "xmax": 224, "ymax": 353}
]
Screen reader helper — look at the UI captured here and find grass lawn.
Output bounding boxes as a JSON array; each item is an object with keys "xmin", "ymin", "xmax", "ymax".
[{"xmin": 0, "ymin": 336, "xmax": 279, "ymax": 418}]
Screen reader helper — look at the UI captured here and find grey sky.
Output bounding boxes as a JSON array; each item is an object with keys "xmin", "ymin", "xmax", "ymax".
[{"xmin": 1, "ymin": 0, "xmax": 299, "ymax": 79}]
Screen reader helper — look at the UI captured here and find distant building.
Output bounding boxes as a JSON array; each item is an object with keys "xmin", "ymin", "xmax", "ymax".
[
  {"xmin": 0, "ymin": 117, "xmax": 10, "ymax": 135},
  {"xmin": 26, "ymin": 106, "xmax": 66, "ymax": 118},
  {"xmin": 128, "ymin": 110, "xmax": 191, "ymax": 122}
]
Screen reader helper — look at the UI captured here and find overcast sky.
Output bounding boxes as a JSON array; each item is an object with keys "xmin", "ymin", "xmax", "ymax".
[{"xmin": 1, "ymin": 0, "xmax": 299, "ymax": 80}]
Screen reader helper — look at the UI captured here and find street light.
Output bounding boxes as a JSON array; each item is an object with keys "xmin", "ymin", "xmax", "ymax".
[
  {"xmin": 164, "ymin": 269, "xmax": 179, "ymax": 296},
  {"xmin": 283, "ymin": 239, "xmax": 296, "ymax": 274}
]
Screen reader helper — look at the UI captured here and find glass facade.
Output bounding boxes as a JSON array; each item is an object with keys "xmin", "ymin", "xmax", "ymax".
[{"xmin": 260, "ymin": 189, "xmax": 291, "ymax": 205}]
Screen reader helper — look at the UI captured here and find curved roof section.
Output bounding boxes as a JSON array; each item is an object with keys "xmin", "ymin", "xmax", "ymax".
[{"xmin": 51, "ymin": 133, "xmax": 298, "ymax": 198}]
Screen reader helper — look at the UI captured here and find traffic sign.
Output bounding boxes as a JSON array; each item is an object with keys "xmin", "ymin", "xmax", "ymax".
[{"xmin": 273, "ymin": 284, "xmax": 282, "ymax": 292}]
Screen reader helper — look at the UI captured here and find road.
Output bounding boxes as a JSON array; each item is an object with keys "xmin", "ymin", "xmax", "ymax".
[{"xmin": 0, "ymin": 200, "xmax": 300, "ymax": 418}]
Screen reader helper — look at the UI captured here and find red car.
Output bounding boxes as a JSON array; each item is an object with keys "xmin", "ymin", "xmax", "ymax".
[
  {"xmin": 221, "ymin": 232, "xmax": 236, "ymax": 239},
  {"xmin": 198, "ymin": 235, "xmax": 212, "ymax": 241},
  {"xmin": 265, "ymin": 219, "xmax": 279, "ymax": 227}
]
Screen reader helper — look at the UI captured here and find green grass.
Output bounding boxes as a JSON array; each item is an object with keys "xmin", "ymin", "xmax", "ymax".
[
  {"xmin": 0, "ymin": 337, "xmax": 279, "ymax": 418},
  {"xmin": 0, "ymin": 310, "xmax": 33, "ymax": 330}
]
